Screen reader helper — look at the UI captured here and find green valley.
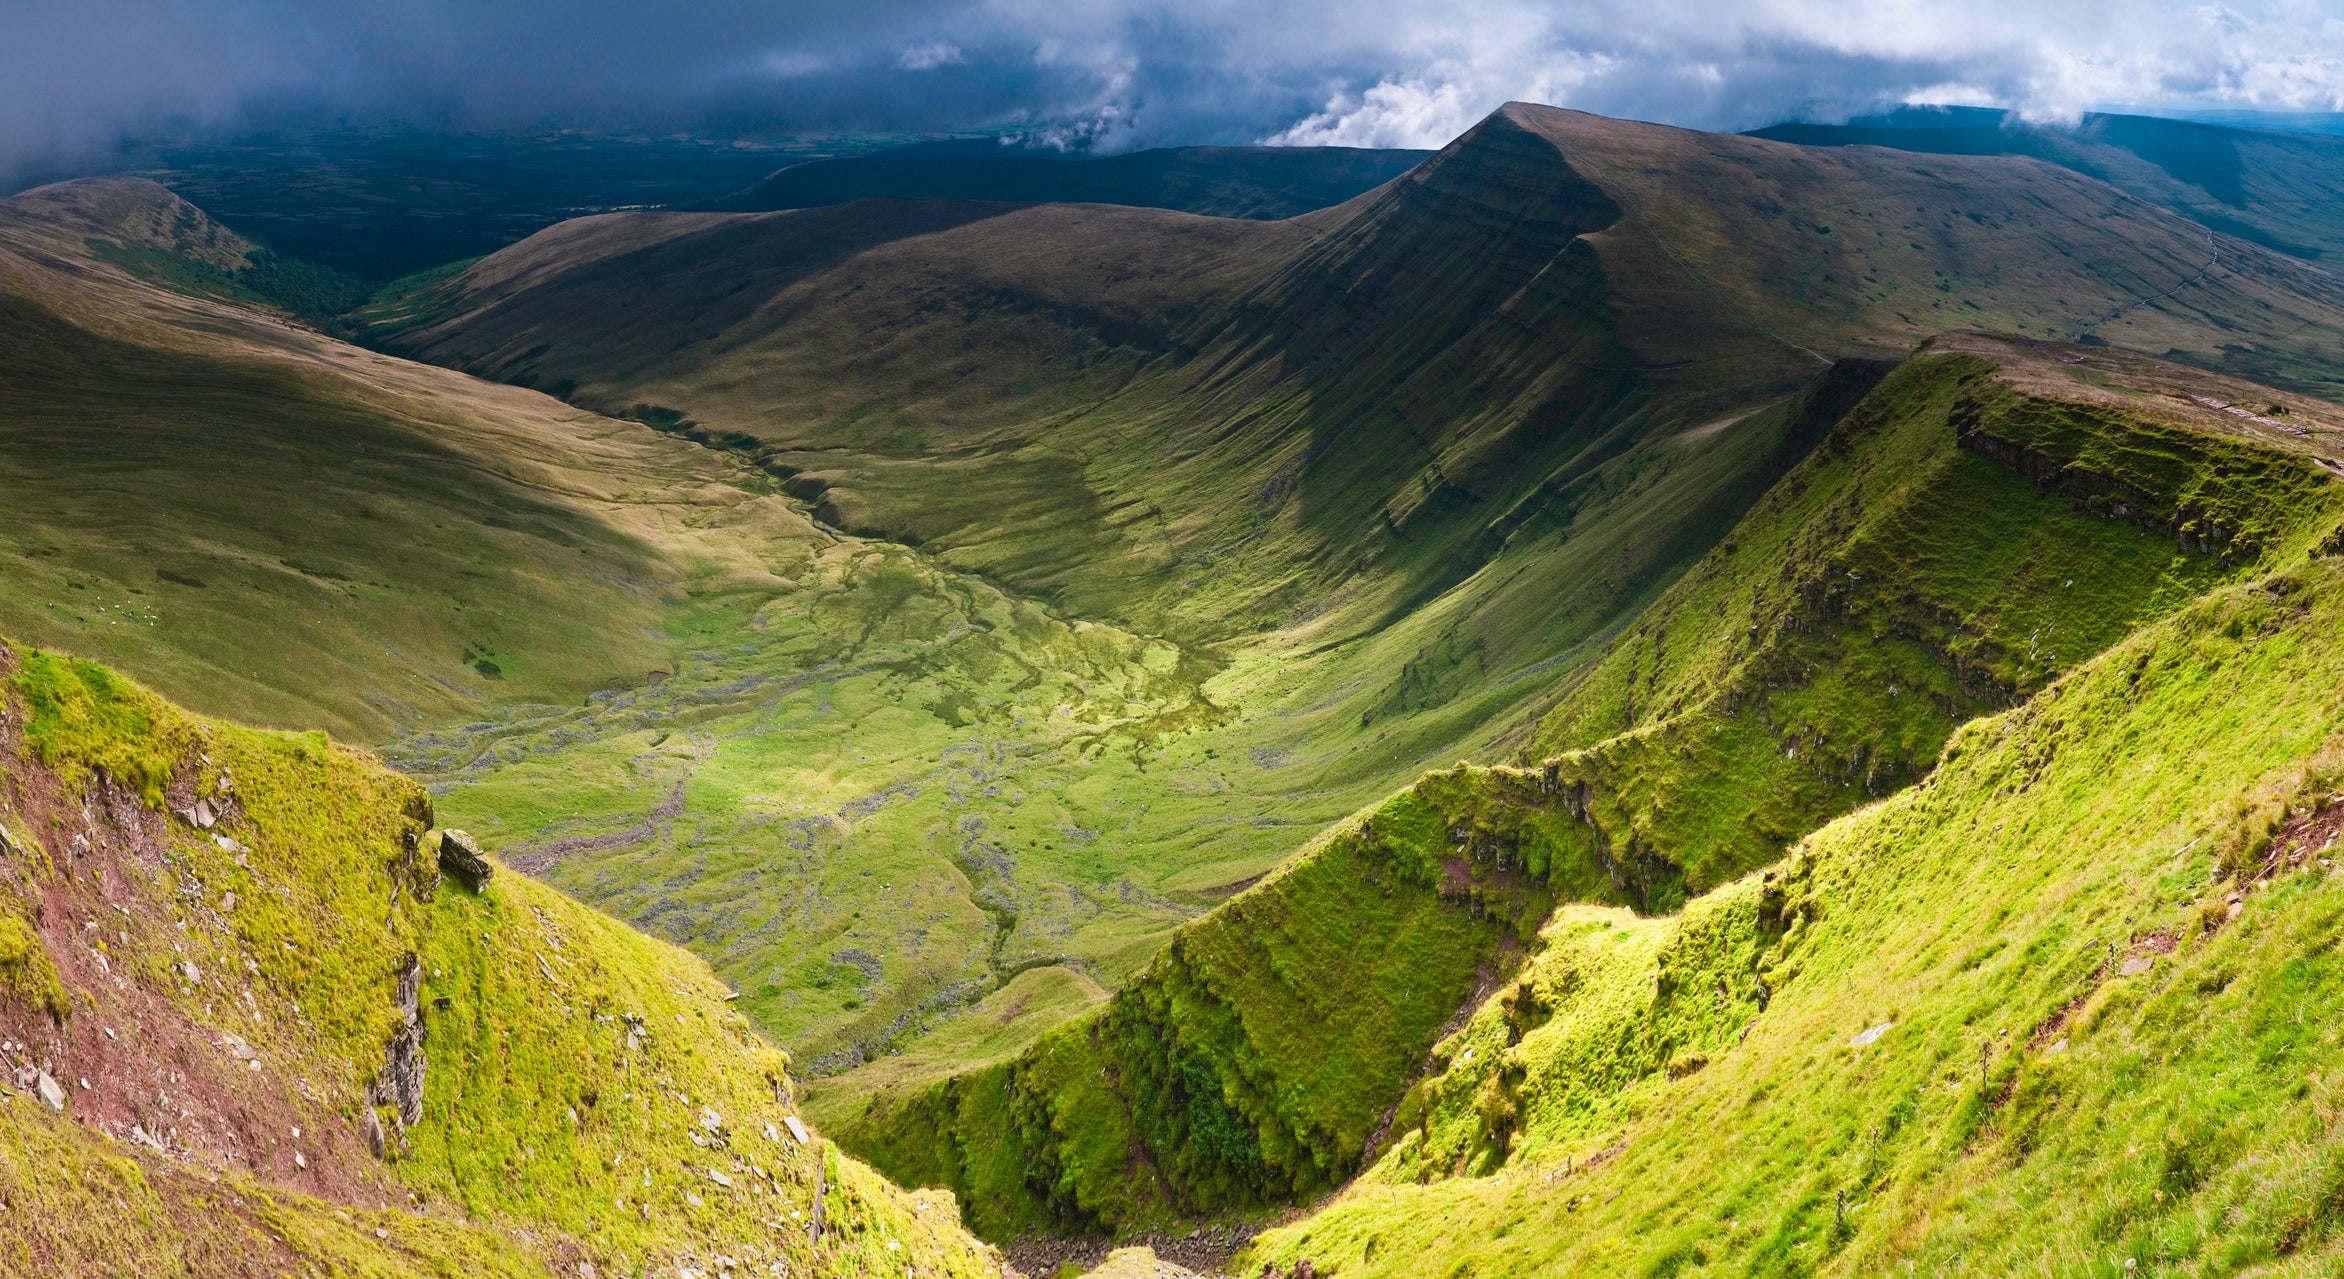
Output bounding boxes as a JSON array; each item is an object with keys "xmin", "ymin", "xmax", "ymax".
[
  {"xmin": 11, "ymin": 83, "xmax": 2344, "ymax": 1279},
  {"xmin": 351, "ymin": 101, "xmax": 2344, "ymax": 1103}
]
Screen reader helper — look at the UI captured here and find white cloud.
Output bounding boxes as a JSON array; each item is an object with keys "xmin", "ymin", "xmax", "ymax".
[
  {"xmin": 1235, "ymin": 0, "xmax": 2344, "ymax": 144},
  {"xmin": 1269, "ymin": 78, "xmax": 1480, "ymax": 149}
]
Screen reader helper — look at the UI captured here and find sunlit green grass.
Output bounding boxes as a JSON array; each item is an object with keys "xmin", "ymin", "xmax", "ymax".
[
  {"xmin": 0, "ymin": 640, "xmax": 1000, "ymax": 1277},
  {"xmin": 1243, "ymin": 559, "xmax": 2344, "ymax": 1277}
]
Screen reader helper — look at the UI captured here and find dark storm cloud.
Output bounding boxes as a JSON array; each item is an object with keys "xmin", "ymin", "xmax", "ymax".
[{"xmin": 8, "ymin": 0, "xmax": 2344, "ymax": 179}]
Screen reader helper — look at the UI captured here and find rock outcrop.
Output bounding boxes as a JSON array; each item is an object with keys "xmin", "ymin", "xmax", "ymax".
[
  {"xmin": 436, "ymin": 829, "xmax": 493, "ymax": 893},
  {"xmin": 366, "ymin": 954, "xmax": 426, "ymax": 1158}
]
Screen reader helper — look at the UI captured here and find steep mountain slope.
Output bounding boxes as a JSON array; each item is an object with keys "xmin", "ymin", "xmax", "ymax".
[
  {"xmin": 807, "ymin": 337, "xmax": 2344, "ymax": 1242},
  {"xmin": 1518, "ymin": 331, "xmax": 2344, "ymax": 901},
  {"xmin": 0, "ymin": 639, "xmax": 1001, "ymax": 1275},
  {"xmin": 0, "ymin": 177, "xmax": 735, "ymax": 739},
  {"xmin": 1754, "ymin": 106, "xmax": 2344, "ymax": 264},
  {"xmin": 1244, "ymin": 545, "xmax": 2344, "ymax": 1277},
  {"xmin": 696, "ymin": 141, "xmax": 1432, "ymax": 220}
]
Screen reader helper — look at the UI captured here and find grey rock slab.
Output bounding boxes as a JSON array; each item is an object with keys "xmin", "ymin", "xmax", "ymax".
[{"xmin": 436, "ymin": 829, "xmax": 494, "ymax": 893}]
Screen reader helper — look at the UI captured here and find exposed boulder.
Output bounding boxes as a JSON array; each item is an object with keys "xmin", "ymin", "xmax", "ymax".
[{"xmin": 437, "ymin": 829, "xmax": 494, "ymax": 893}]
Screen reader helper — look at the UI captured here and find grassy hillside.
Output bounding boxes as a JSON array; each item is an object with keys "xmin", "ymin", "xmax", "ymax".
[
  {"xmin": 0, "ymin": 639, "xmax": 1001, "ymax": 1276},
  {"xmin": 1753, "ymin": 106, "xmax": 2344, "ymax": 265},
  {"xmin": 20, "ymin": 100, "xmax": 2344, "ymax": 1270},
  {"xmin": 346, "ymin": 107, "xmax": 1848, "ymax": 1085},
  {"xmin": 1241, "ymin": 538, "xmax": 2344, "ymax": 1278},
  {"xmin": 808, "ymin": 337, "xmax": 2344, "ymax": 1247},
  {"xmin": 0, "ymin": 177, "xmax": 768, "ymax": 741},
  {"xmin": 0, "ymin": 174, "xmax": 1678, "ymax": 1105},
  {"xmin": 1519, "ymin": 332, "xmax": 2344, "ymax": 902},
  {"xmin": 818, "ymin": 769, "xmax": 1579, "ymax": 1239},
  {"xmin": 695, "ymin": 141, "xmax": 1432, "ymax": 220},
  {"xmin": 0, "ymin": 178, "xmax": 1236, "ymax": 1077}
]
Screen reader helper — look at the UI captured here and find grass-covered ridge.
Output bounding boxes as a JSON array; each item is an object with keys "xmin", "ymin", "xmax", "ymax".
[
  {"xmin": 0, "ymin": 640, "xmax": 1001, "ymax": 1276},
  {"xmin": 1241, "ymin": 554, "xmax": 2344, "ymax": 1277},
  {"xmin": 1520, "ymin": 332, "xmax": 2344, "ymax": 903}
]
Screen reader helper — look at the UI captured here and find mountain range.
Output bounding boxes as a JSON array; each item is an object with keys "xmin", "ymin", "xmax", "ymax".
[{"xmin": 8, "ymin": 98, "xmax": 2344, "ymax": 1276}]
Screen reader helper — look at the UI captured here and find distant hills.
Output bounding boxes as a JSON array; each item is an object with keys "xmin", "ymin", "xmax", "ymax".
[
  {"xmin": 363, "ymin": 102, "xmax": 2344, "ymax": 647},
  {"xmin": 694, "ymin": 140, "xmax": 1432, "ymax": 220},
  {"xmin": 30, "ymin": 127, "xmax": 1426, "ymax": 285},
  {"xmin": 89, "ymin": 125, "xmax": 794, "ymax": 280},
  {"xmin": 1752, "ymin": 106, "xmax": 2344, "ymax": 262}
]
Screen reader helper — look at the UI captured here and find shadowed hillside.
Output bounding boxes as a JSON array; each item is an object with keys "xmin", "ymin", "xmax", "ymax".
[
  {"xmin": 0, "ymin": 178, "xmax": 735, "ymax": 739},
  {"xmin": 696, "ymin": 140, "xmax": 1432, "ymax": 220}
]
